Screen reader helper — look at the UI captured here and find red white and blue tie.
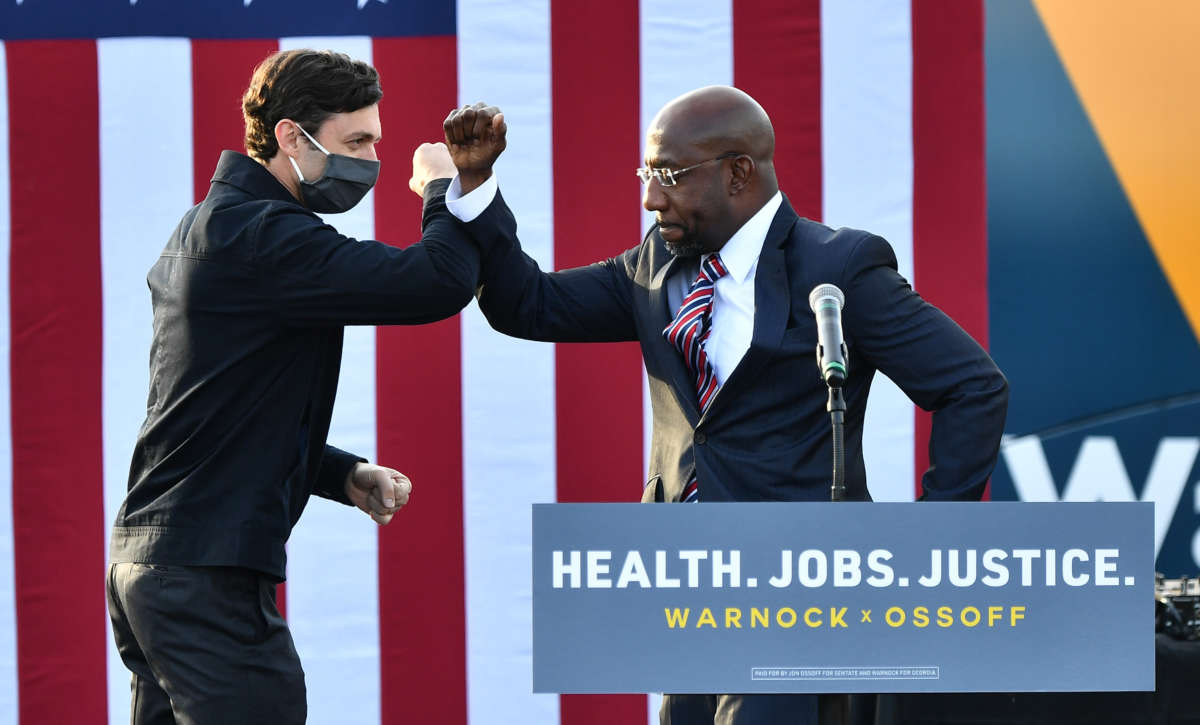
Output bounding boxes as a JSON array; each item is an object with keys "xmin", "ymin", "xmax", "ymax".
[{"xmin": 663, "ymin": 254, "xmax": 728, "ymax": 502}]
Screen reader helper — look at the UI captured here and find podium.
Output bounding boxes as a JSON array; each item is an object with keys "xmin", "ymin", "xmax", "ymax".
[{"xmin": 532, "ymin": 501, "xmax": 1154, "ymax": 695}]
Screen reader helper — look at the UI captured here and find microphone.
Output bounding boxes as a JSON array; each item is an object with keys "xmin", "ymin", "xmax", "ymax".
[
  {"xmin": 809, "ymin": 283, "xmax": 849, "ymax": 501},
  {"xmin": 808, "ymin": 284, "xmax": 848, "ymax": 387}
]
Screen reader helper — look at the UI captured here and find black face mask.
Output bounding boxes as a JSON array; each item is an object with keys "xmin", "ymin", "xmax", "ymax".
[{"xmin": 288, "ymin": 123, "xmax": 380, "ymax": 214}]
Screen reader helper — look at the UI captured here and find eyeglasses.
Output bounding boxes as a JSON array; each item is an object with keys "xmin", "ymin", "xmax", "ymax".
[{"xmin": 635, "ymin": 152, "xmax": 741, "ymax": 187}]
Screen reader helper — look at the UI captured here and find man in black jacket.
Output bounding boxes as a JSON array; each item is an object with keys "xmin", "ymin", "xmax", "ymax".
[{"xmin": 106, "ymin": 49, "xmax": 478, "ymax": 724}]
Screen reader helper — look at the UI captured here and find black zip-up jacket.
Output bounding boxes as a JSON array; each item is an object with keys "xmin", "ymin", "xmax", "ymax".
[{"xmin": 110, "ymin": 151, "xmax": 477, "ymax": 580}]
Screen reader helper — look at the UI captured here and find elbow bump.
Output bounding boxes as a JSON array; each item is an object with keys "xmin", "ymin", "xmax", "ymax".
[
  {"xmin": 443, "ymin": 277, "xmax": 477, "ymax": 314},
  {"xmin": 408, "ymin": 276, "xmax": 475, "ymax": 321},
  {"xmin": 424, "ymin": 281, "xmax": 473, "ymax": 318}
]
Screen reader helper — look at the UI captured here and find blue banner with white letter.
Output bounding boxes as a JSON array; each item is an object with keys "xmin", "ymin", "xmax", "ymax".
[{"xmin": 533, "ymin": 502, "xmax": 1154, "ymax": 693}]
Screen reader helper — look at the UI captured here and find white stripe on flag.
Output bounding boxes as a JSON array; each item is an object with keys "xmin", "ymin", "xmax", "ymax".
[
  {"xmin": 639, "ymin": 0, "xmax": 734, "ymax": 256},
  {"xmin": 0, "ymin": 39, "xmax": 19, "ymax": 725},
  {"xmin": 820, "ymin": 0, "xmax": 916, "ymax": 502},
  {"xmin": 458, "ymin": 1, "xmax": 560, "ymax": 722},
  {"xmin": 278, "ymin": 35, "xmax": 383, "ymax": 725},
  {"xmin": 98, "ymin": 38, "xmax": 195, "ymax": 725},
  {"xmin": 639, "ymin": 3, "xmax": 734, "ymax": 719}
]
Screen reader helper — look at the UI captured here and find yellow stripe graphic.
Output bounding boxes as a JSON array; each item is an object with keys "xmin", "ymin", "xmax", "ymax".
[{"xmin": 1034, "ymin": 0, "xmax": 1200, "ymax": 342}]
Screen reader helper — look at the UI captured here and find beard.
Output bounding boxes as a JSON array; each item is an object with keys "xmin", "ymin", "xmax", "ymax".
[
  {"xmin": 659, "ymin": 224, "xmax": 706, "ymax": 258},
  {"xmin": 664, "ymin": 239, "xmax": 706, "ymax": 258}
]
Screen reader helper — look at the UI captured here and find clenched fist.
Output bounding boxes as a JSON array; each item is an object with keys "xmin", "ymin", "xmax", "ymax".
[
  {"xmin": 443, "ymin": 102, "xmax": 507, "ymax": 194},
  {"xmin": 409, "ymin": 142, "xmax": 456, "ymax": 197},
  {"xmin": 344, "ymin": 462, "xmax": 412, "ymax": 526}
]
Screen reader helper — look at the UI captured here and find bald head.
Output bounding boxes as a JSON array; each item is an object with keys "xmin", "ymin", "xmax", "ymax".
[
  {"xmin": 641, "ymin": 86, "xmax": 779, "ymax": 257},
  {"xmin": 649, "ymin": 86, "xmax": 775, "ymax": 169}
]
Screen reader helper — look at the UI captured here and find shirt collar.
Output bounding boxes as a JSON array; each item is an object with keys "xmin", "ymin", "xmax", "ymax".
[{"xmin": 712, "ymin": 191, "xmax": 783, "ymax": 283}]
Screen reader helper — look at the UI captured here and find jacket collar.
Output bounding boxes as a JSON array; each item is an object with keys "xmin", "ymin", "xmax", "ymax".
[{"xmin": 210, "ymin": 150, "xmax": 300, "ymax": 205}]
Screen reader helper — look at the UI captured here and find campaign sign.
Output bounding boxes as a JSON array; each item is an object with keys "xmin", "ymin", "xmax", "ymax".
[{"xmin": 532, "ymin": 502, "xmax": 1153, "ymax": 693}]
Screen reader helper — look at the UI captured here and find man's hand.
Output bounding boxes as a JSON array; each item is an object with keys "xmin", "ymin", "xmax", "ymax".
[
  {"xmin": 344, "ymin": 462, "xmax": 411, "ymax": 526},
  {"xmin": 410, "ymin": 142, "xmax": 457, "ymax": 197},
  {"xmin": 443, "ymin": 102, "xmax": 506, "ymax": 194}
]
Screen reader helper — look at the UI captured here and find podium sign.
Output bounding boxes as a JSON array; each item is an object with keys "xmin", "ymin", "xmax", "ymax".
[{"xmin": 532, "ymin": 502, "xmax": 1153, "ymax": 693}]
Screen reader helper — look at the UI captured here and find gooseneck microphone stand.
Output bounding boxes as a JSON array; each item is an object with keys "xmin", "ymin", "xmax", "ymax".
[{"xmin": 827, "ymin": 383, "xmax": 846, "ymax": 502}]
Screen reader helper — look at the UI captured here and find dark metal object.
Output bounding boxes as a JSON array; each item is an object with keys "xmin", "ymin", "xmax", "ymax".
[{"xmin": 1155, "ymin": 574, "xmax": 1200, "ymax": 641}]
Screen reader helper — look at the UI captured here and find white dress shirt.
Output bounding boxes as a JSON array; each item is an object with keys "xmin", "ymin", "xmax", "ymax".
[
  {"xmin": 446, "ymin": 174, "xmax": 783, "ymax": 386},
  {"xmin": 695, "ymin": 190, "xmax": 782, "ymax": 385}
]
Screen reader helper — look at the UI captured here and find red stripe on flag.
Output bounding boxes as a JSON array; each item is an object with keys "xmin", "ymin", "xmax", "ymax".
[
  {"xmin": 191, "ymin": 40, "xmax": 278, "ymax": 203},
  {"xmin": 371, "ymin": 36, "xmax": 466, "ymax": 725},
  {"xmin": 911, "ymin": 0, "xmax": 989, "ymax": 499},
  {"xmin": 189, "ymin": 39, "xmax": 286, "ymax": 615},
  {"xmin": 550, "ymin": 0, "xmax": 647, "ymax": 722},
  {"xmin": 733, "ymin": 0, "xmax": 823, "ymax": 222},
  {"xmin": 6, "ymin": 40, "xmax": 108, "ymax": 724}
]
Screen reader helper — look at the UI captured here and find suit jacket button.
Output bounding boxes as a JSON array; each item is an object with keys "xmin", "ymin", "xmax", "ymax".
[{"xmin": 694, "ymin": 431, "xmax": 707, "ymax": 445}]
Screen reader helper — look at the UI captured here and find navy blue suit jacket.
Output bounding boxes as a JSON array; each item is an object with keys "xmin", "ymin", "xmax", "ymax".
[{"xmin": 470, "ymin": 191, "xmax": 1008, "ymax": 504}]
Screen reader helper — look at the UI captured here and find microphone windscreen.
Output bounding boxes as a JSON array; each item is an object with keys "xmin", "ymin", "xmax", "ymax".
[{"xmin": 808, "ymin": 283, "xmax": 845, "ymax": 313}]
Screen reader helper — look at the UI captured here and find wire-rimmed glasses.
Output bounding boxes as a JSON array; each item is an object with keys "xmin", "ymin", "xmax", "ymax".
[{"xmin": 635, "ymin": 152, "xmax": 741, "ymax": 187}]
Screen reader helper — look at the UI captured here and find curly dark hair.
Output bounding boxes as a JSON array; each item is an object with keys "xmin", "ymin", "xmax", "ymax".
[{"xmin": 242, "ymin": 49, "xmax": 383, "ymax": 162}]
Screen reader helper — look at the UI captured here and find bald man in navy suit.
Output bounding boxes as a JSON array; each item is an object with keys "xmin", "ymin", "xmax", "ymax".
[{"xmin": 430, "ymin": 87, "xmax": 1008, "ymax": 725}]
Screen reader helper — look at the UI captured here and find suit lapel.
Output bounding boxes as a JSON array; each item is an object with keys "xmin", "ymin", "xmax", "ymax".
[
  {"xmin": 648, "ymin": 251, "xmax": 682, "ymax": 332},
  {"xmin": 648, "ymin": 249, "xmax": 702, "ymax": 423},
  {"xmin": 702, "ymin": 200, "xmax": 798, "ymax": 419}
]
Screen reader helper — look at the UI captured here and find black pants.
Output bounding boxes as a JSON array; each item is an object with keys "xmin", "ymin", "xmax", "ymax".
[{"xmin": 106, "ymin": 562, "xmax": 307, "ymax": 725}]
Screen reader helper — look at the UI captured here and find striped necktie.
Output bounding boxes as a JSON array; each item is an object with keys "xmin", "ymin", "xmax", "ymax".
[{"xmin": 663, "ymin": 254, "xmax": 728, "ymax": 502}]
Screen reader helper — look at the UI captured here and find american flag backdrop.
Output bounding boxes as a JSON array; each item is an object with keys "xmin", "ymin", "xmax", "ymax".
[{"xmin": 0, "ymin": 1, "xmax": 987, "ymax": 723}]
